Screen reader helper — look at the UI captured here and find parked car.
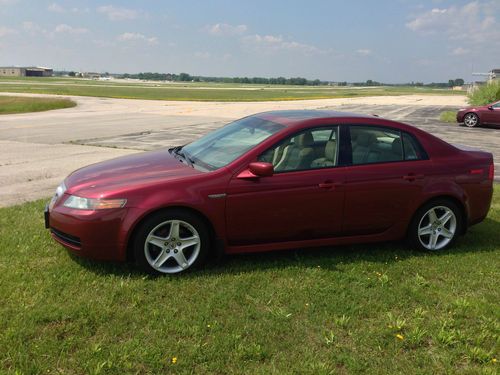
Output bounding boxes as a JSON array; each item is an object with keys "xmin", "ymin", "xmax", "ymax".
[
  {"xmin": 45, "ymin": 111, "xmax": 494, "ymax": 274},
  {"xmin": 457, "ymin": 100, "xmax": 500, "ymax": 127}
]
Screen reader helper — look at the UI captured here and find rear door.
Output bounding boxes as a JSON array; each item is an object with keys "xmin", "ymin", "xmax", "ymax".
[{"xmin": 342, "ymin": 125, "xmax": 431, "ymax": 236}]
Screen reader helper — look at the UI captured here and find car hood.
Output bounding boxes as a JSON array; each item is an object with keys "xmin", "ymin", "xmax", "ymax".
[
  {"xmin": 65, "ymin": 149, "xmax": 202, "ymax": 197},
  {"xmin": 459, "ymin": 105, "xmax": 486, "ymax": 111}
]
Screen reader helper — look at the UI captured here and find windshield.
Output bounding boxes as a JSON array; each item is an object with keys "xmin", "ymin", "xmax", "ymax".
[{"xmin": 183, "ymin": 116, "xmax": 285, "ymax": 171}]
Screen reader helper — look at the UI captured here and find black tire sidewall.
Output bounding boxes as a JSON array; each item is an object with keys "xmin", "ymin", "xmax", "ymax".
[
  {"xmin": 133, "ymin": 209, "xmax": 210, "ymax": 275},
  {"xmin": 408, "ymin": 199, "xmax": 463, "ymax": 252}
]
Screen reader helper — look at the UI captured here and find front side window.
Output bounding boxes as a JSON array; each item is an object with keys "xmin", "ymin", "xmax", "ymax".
[
  {"xmin": 183, "ymin": 117, "xmax": 284, "ymax": 170},
  {"xmin": 492, "ymin": 102, "xmax": 500, "ymax": 108},
  {"xmin": 258, "ymin": 127, "xmax": 339, "ymax": 172}
]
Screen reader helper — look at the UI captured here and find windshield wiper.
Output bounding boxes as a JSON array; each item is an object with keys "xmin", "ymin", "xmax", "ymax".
[{"xmin": 171, "ymin": 146, "xmax": 195, "ymax": 167}]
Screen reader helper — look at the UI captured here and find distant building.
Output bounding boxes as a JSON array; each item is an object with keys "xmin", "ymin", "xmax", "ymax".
[
  {"xmin": 0, "ymin": 66, "xmax": 53, "ymax": 77},
  {"xmin": 80, "ymin": 72, "xmax": 101, "ymax": 79},
  {"xmin": 490, "ymin": 69, "xmax": 500, "ymax": 81}
]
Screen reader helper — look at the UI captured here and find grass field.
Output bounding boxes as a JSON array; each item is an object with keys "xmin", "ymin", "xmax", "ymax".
[
  {"xmin": 0, "ymin": 96, "xmax": 76, "ymax": 114},
  {"xmin": 0, "ymin": 77, "xmax": 466, "ymax": 102},
  {"xmin": 0, "ymin": 190, "xmax": 498, "ymax": 374},
  {"xmin": 439, "ymin": 111, "xmax": 457, "ymax": 123}
]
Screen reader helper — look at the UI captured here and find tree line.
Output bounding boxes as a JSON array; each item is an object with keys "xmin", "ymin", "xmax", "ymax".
[
  {"xmin": 119, "ymin": 72, "xmax": 325, "ymax": 86},
  {"xmin": 58, "ymin": 71, "xmax": 466, "ymax": 88}
]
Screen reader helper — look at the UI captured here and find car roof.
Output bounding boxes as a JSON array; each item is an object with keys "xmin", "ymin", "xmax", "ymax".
[{"xmin": 255, "ymin": 110, "xmax": 382, "ymax": 126}]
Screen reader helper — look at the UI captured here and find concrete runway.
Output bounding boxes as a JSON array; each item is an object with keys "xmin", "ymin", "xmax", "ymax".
[{"xmin": 0, "ymin": 94, "xmax": 498, "ymax": 207}]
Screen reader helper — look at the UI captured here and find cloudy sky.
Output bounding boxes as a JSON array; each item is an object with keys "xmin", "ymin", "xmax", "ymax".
[{"xmin": 0, "ymin": 0, "xmax": 499, "ymax": 83}]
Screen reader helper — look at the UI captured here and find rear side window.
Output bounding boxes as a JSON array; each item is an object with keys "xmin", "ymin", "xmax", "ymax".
[
  {"xmin": 402, "ymin": 132, "xmax": 423, "ymax": 160},
  {"xmin": 350, "ymin": 126, "xmax": 403, "ymax": 165},
  {"xmin": 348, "ymin": 126, "xmax": 426, "ymax": 165}
]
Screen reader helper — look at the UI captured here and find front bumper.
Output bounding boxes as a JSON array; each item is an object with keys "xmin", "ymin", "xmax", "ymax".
[{"xmin": 45, "ymin": 200, "xmax": 129, "ymax": 261}]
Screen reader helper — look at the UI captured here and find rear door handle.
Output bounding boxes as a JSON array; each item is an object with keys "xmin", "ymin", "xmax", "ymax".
[
  {"xmin": 318, "ymin": 182, "xmax": 336, "ymax": 189},
  {"xmin": 403, "ymin": 173, "xmax": 424, "ymax": 181}
]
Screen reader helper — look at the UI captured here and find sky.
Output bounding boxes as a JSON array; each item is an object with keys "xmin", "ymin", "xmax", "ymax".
[{"xmin": 0, "ymin": 0, "xmax": 499, "ymax": 83}]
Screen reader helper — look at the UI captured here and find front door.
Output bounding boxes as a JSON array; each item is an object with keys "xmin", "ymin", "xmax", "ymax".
[
  {"xmin": 225, "ymin": 126, "xmax": 345, "ymax": 246},
  {"xmin": 482, "ymin": 101, "xmax": 500, "ymax": 125}
]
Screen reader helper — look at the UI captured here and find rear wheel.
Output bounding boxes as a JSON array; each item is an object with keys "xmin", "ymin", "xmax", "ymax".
[
  {"xmin": 463, "ymin": 113, "xmax": 479, "ymax": 128},
  {"xmin": 133, "ymin": 210, "xmax": 210, "ymax": 275},
  {"xmin": 408, "ymin": 200, "xmax": 463, "ymax": 251}
]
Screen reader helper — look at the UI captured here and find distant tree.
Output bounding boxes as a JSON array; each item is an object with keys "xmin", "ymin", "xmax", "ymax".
[
  {"xmin": 68, "ymin": 71, "xmax": 76, "ymax": 77},
  {"xmin": 454, "ymin": 78, "xmax": 464, "ymax": 86},
  {"xmin": 178, "ymin": 73, "xmax": 192, "ymax": 81}
]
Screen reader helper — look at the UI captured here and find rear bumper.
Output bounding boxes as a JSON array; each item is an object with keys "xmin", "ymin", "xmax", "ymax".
[{"xmin": 45, "ymin": 201, "xmax": 129, "ymax": 261}]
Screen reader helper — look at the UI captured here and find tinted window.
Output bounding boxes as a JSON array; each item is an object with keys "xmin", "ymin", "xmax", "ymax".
[
  {"xmin": 259, "ymin": 127, "xmax": 339, "ymax": 172},
  {"xmin": 350, "ymin": 126, "xmax": 403, "ymax": 165},
  {"xmin": 402, "ymin": 132, "xmax": 423, "ymax": 160},
  {"xmin": 493, "ymin": 102, "xmax": 500, "ymax": 108}
]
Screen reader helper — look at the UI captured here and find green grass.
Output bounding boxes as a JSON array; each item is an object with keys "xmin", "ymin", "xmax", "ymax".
[
  {"xmin": 0, "ymin": 77, "xmax": 466, "ymax": 102},
  {"xmin": 0, "ymin": 96, "xmax": 76, "ymax": 114},
  {"xmin": 0, "ymin": 190, "xmax": 499, "ymax": 374},
  {"xmin": 439, "ymin": 111, "xmax": 457, "ymax": 123}
]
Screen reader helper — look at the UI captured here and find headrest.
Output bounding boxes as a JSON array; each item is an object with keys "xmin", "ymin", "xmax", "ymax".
[
  {"xmin": 325, "ymin": 140, "xmax": 337, "ymax": 161},
  {"xmin": 356, "ymin": 132, "xmax": 376, "ymax": 147},
  {"xmin": 296, "ymin": 132, "xmax": 314, "ymax": 147},
  {"xmin": 392, "ymin": 137, "xmax": 402, "ymax": 154}
]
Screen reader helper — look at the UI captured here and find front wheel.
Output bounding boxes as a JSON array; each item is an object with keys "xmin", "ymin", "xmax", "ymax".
[
  {"xmin": 133, "ymin": 210, "xmax": 210, "ymax": 275},
  {"xmin": 408, "ymin": 200, "xmax": 463, "ymax": 251},
  {"xmin": 463, "ymin": 113, "xmax": 479, "ymax": 128}
]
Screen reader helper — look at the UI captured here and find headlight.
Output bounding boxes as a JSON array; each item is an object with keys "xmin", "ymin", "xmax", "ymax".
[
  {"xmin": 48, "ymin": 181, "xmax": 67, "ymax": 210},
  {"xmin": 63, "ymin": 196, "xmax": 127, "ymax": 210}
]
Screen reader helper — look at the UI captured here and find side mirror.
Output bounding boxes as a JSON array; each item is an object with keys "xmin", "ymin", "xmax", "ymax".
[
  {"xmin": 488, "ymin": 106, "xmax": 493, "ymax": 110},
  {"xmin": 237, "ymin": 162, "xmax": 274, "ymax": 179}
]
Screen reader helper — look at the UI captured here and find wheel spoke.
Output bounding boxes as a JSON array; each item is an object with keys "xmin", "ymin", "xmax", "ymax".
[
  {"xmin": 427, "ymin": 209, "xmax": 438, "ymax": 223},
  {"xmin": 148, "ymin": 235, "xmax": 166, "ymax": 249},
  {"xmin": 179, "ymin": 236, "xmax": 199, "ymax": 250},
  {"xmin": 439, "ymin": 210, "xmax": 453, "ymax": 225},
  {"xmin": 169, "ymin": 221, "xmax": 180, "ymax": 239},
  {"xmin": 419, "ymin": 224, "xmax": 433, "ymax": 236},
  {"xmin": 428, "ymin": 232, "xmax": 439, "ymax": 250},
  {"xmin": 441, "ymin": 227, "xmax": 454, "ymax": 239},
  {"xmin": 153, "ymin": 250, "xmax": 170, "ymax": 268},
  {"xmin": 174, "ymin": 250, "xmax": 189, "ymax": 269}
]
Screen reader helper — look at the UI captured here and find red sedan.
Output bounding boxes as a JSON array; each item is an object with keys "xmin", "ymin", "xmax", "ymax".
[
  {"xmin": 457, "ymin": 100, "xmax": 500, "ymax": 127},
  {"xmin": 45, "ymin": 111, "xmax": 494, "ymax": 274}
]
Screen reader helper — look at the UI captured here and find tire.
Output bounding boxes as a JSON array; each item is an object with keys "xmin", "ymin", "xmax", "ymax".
[
  {"xmin": 463, "ymin": 113, "xmax": 479, "ymax": 128},
  {"xmin": 408, "ymin": 199, "xmax": 463, "ymax": 252},
  {"xmin": 133, "ymin": 209, "xmax": 210, "ymax": 275}
]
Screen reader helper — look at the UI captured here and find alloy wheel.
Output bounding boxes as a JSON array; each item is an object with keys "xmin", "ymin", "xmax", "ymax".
[
  {"xmin": 417, "ymin": 206, "xmax": 457, "ymax": 251},
  {"xmin": 144, "ymin": 219, "xmax": 201, "ymax": 274},
  {"xmin": 463, "ymin": 113, "xmax": 478, "ymax": 127}
]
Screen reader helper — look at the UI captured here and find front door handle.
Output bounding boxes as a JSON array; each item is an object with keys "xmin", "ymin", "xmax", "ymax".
[{"xmin": 403, "ymin": 173, "xmax": 424, "ymax": 181}]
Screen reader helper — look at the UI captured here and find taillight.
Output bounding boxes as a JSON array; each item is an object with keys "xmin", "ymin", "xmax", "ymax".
[{"xmin": 489, "ymin": 163, "xmax": 494, "ymax": 181}]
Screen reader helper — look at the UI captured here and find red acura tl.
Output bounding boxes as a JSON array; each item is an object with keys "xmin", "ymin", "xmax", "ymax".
[
  {"xmin": 45, "ymin": 111, "xmax": 494, "ymax": 274},
  {"xmin": 457, "ymin": 100, "xmax": 500, "ymax": 127}
]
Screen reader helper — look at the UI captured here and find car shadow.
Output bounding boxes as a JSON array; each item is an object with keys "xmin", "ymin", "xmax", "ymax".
[{"xmin": 70, "ymin": 217, "xmax": 500, "ymax": 279}]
